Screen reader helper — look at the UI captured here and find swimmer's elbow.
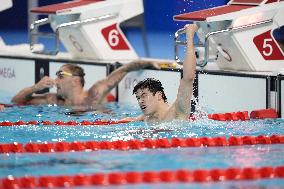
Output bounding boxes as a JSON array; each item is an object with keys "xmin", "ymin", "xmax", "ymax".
[{"xmin": 11, "ymin": 97, "xmax": 22, "ymax": 104}]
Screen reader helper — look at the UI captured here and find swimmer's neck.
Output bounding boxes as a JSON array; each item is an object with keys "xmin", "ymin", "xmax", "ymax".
[
  {"xmin": 144, "ymin": 103, "xmax": 170, "ymax": 124},
  {"xmin": 58, "ymin": 90, "xmax": 88, "ymax": 106}
]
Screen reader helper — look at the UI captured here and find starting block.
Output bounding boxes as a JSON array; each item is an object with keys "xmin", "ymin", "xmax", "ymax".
[
  {"xmin": 0, "ymin": 0, "xmax": 12, "ymax": 12},
  {"xmin": 174, "ymin": 0, "xmax": 284, "ymax": 72},
  {"xmin": 30, "ymin": 0, "xmax": 143, "ymax": 61}
]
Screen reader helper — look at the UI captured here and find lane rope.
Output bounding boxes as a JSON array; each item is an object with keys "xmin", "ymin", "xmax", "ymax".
[
  {"xmin": 0, "ymin": 135, "xmax": 283, "ymax": 154},
  {"xmin": 208, "ymin": 109, "xmax": 278, "ymax": 121},
  {"xmin": 0, "ymin": 166, "xmax": 283, "ymax": 188},
  {"xmin": 0, "ymin": 109, "xmax": 278, "ymax": 126},
  {"xmin": 0, "ymin": 120, "xmax": 131, "ymax": 127},
  {"xmin": 0, "ymin": 108, "xmax": 278, "ymax": 127}
]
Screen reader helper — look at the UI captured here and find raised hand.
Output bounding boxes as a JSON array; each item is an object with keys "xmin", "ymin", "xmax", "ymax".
[
  {"xmin": 34, "ymin": 76, "xmax": 55, "ymax": 91},
  {"xmin": 185, "ymin": 24, "xmax": 199, "ymax": 40}
]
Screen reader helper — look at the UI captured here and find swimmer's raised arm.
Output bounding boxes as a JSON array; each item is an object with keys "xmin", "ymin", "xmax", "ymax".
[
  {"xmin": 174, "ymin": 24, "xmax": 198, "ymax": 116},
  {"xmin": 11, "ymin": 76, "xmax": 56, "ymax": 104},
  {"xmin": 88, "ymin": 60, "xmax": 161, "ymax": 103}
]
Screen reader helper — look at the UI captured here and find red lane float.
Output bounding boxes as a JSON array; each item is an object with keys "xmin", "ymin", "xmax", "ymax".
[
  {"xmin": 0, "ymin": 135, "xmax": 283, "ymax": 154},
  {"xmin": 0, "ymin": 166, "xmax": 283, "ymax": 188},
  {"xmin": 208, "ymin": 108, "xmax": 278, "ymax": 121},
  {"xmin": 0, "ymin": 120, "xmax": 132, "ymax": 127},
  {"xmin": 208, "ymin": 111, "xmax": 250, "ymax": 121},
  {"xmin": 250, "ymin": 108, "xmax": 278, "ymax": 119}
]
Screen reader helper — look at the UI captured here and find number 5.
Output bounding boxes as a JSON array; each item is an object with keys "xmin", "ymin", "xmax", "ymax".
[{"xmin": 262, "ymin": 38, "xmax": 273, "ymax": 57}]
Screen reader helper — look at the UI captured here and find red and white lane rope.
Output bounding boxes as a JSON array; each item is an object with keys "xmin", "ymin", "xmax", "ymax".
[
  {"xmin": 0, "ymin": 108, "xmax": 279, "ymax": 126},
  {"xmin": 0, "ymin": 135, "xmax": 283, "ymax": 154},
  {"xmin": 0, "ymin": 120, "xmax": 131, "ymax": 127},
  {"xmin": 0, "ymin": 166, "xmax": 283, "ymax": 188},
  {"xmin": 208, "ymin": 108, "xmax": 278, "ymax": 121}
]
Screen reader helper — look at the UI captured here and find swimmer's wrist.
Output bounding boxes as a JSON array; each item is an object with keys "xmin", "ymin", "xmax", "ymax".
[
  {"xmin": 186, "ymin": 32, "xmax": 194, "ymax": 40},
  {"xmin": 125, "ymin": 61, "xmax": 141, "ymax": 71},
  {"xmin": 32, "ymin": 84, "xmax": 40, "ymax": 92}
]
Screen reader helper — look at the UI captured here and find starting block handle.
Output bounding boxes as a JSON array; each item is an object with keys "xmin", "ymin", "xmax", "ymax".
[
  {"xmin": 55, "ymin": 13, "xmax": 118, "ymax": 31},
  {"xmin": 174, "ymin": 19, "xmax": 273, "ymax": 67},
  {"xmin": 174, "ymin": 27, "xmax": 205, "ymax": 67},
  {"xmin": 203, "ymin": 19, "xmax": 273, "ymax": 67},
  {"xmin": 30, "ymin": 13, "xmax": 118, "ymax": 55},
  {"xmin": 174, "ymin": 28, "xmax": 187, "ymax": 65},
  {"xmin": 30, "ymin": 18, "xmax": 59, "ymax": 55}
]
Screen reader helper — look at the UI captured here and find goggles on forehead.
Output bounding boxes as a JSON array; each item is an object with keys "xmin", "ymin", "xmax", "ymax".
[{"xmin": 56, "ymin": 70, "xmax": 73, "ymax": 78}]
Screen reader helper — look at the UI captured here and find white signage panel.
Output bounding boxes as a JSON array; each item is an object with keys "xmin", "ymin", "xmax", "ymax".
[
  {"xmin": 0, "ymin": 58, "xmax": 35, "ymax": 103},
  {"xmin": 198, "ymin": 74, "xmax": 267, "ymax": 113},
  {"xmin": 118, "ymin": 69, "xmax": 181, "ymax": 107},
  {"xmin": 49, "ymin": 62, "xmax": 107, "ymax": 93}
]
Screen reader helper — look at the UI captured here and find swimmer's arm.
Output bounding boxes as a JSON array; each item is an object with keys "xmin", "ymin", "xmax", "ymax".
[
  {"xmin": 174, "ymin": 24, "xmax": 198, "ymax": 115},
  {"xmin": 11, "ymin": 76, "xmax": 55, "ymax": 104},
  {"xmin": 11, "ymin": 85, "xmax": 42, "ymax": 104},
  {"xmin": 12, "ymin": 92, "xmax": 57, "ymax": 105},
  {"xmin": 88, "ymin": 61, "xmax": 160, "ymax": 102},
  {"xmin": 120, "ymin": 114, "xmax": 145, "ymax": 122},
  {"xmin": 0, "ymin": 105, "xmax": 4, "ymax": 111}
]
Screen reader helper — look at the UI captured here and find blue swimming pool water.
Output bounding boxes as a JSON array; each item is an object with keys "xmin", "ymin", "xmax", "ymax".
[
  {"xmin": 0, "ymin": 104, "xmax": 284, "ymax": 188},
  {"xmin": 1, "ymin": 145, "xmax": 284, "ymax": 177}
]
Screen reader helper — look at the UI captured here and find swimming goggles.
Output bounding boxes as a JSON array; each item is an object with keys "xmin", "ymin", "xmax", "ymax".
[{"xmin": 56, "ymin": 70, "xmax": 73, "ymax": 78}]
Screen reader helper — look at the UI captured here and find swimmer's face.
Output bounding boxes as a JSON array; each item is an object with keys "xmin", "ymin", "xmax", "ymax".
[
  {"xmin": 135, "ymin": 88, "xmax": 160, "ymax": 116},
  {"xmin": 55, "ymin": 66, "xmax": 75, "ymax": 96}
]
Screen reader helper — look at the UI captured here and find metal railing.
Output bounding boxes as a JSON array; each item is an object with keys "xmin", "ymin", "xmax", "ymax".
[
  {"xmin": 30, "ymin": 13, "xmax": 118, "ymax": 55},
  {"xmin": 174, "ymin": 19, "xmax": 273, "ymax": 67}
]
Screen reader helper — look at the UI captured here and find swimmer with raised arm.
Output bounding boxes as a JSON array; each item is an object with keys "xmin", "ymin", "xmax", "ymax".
[
  {"xmin": 132, "ymin": 24, "xmax": 198, "ymax": 125},
  {"xmin": 11, "ymin": 61, "xmax": 160, "ymax": 107}
]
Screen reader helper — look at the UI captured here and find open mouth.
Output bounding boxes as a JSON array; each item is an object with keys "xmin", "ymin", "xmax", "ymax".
[{"xmin": 140, "ymin": 105, "xmax": 146, "ymax": 110}]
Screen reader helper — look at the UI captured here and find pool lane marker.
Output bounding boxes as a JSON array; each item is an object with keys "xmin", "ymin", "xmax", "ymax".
[
  {"xmin": 0, "ymin": 135, "xmax": 283, "ymax": 154},
  {"xmin": 0, "ymin": 120, "xmax": 132, "ymax": 127},
  {"xmin": 0, "ymin": 166, "xmax": 283, "ymax": 188},
  {"xmin": 208, "ymin": 108, "xmax": 278, "ymax": 121},
  {"xmin": 0, "ymin": 108, "xmax": 278, "ymax": 127}
]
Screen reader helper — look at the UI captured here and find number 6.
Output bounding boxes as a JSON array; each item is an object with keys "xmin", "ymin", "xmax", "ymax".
[{"xmin": 108, "ymin": 29, "xmax": 119, "ymax": 47}]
